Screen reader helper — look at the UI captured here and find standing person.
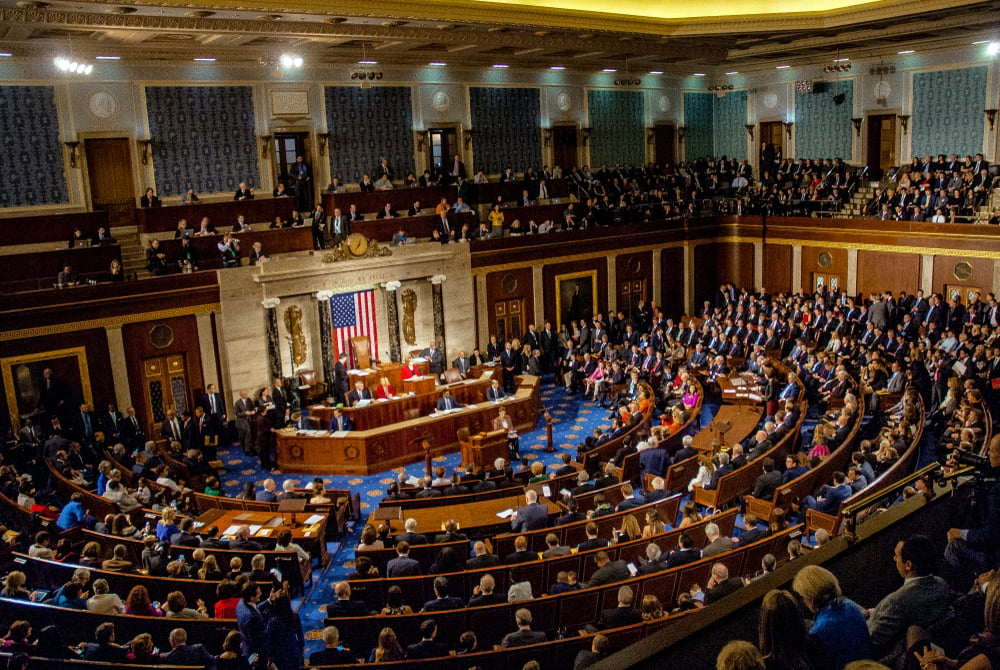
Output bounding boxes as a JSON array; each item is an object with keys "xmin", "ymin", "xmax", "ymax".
[
  {"xmin": 233, "ymin": 390, "xmax": 256, "ymax": 456},
  {"xmin": 255, "ymin": 387, "xmax": 276, "ymax": 472},
  {"xmin": 311, "ymin": 204, "xmax": 327, "ymax": 250},
  {"xmin": 293, "ymin": 155, "xmax": 313, "ymax": 212},
  {"xmin": 263, "ymin": 591, "xmax": 304, "ymax": 670}
]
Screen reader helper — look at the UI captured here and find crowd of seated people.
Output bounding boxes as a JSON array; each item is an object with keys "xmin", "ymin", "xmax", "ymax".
[{"xmin": 866, "ymin": 152, "xmax": 993, "ymax": 222}]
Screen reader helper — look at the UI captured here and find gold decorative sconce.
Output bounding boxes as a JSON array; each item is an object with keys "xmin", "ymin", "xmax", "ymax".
[
  {"xmin": 464, "ymin": 128, "xmax": 474, "ymax": 148},
  {"xmin": 136, "ymin": 139, "xmax": 152, "ymax": 165},
  {"xmin": 677, "ymin": 126, "xmax": 686, "ymax": 143},
  {"xmin": 581, "ymin": 127, "xmax": 592, "ymax": 145},
  {"xmin": 744, "ymin": 124, "xmax": 754, "ymax": 140},
  {"xmin": 317, "ymin": 132, "xmax": 329, "ymax": 156},
  {"xmin": 259, "ymin": 134, "xmax": 273, "ymax": 158},
  {"xmin": 896, "ymin": 115, "xmax": 910, "ymax": 135},
  {"xmin": 646, "ymin": 128, "xmax": 655, "ymax": 145},
  {"xmin": 985, "ymin": 109, "xmax": 998, "ymax": 131},
  {"xmin": 783, "ymin": 121, "xmax": 794, "ymax": 138},
  {"xmin": 543, "ymin": 128, "xmax": 552, "ymax": 147},
  {"xmin": 851, "ymin": 118, "xmax": 863, "ymax": 136},
  {"xmin": 64, "ymin": 141, "xmax": 80, "ymax": 169}
]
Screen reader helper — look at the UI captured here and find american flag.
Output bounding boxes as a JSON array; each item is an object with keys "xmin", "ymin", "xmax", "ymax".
[{"xmin": 331, "ymin": 289, "xmax": 378, "ymax": 367}]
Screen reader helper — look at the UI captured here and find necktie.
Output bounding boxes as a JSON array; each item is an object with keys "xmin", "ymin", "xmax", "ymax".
[
  {"xmin": 210, "ymin": 395, "xmax": 216, "ymax": 413},
  {"xmin": 132, "ymin": 417, "xmax": 138, "ymax": 430},
  {"xmin": 83, "ymin": 414, "xmax": 91, "ymax": 436},
  {"xmin": 446, "ymin": 398, "xmax": 452, "ymax": 410}
]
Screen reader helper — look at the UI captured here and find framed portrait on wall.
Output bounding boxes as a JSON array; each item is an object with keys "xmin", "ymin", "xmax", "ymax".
[
  {"xmin": 555, "ymin": 270, "xmax": 597, "ymax": 330},
  {"xmin": 1, "ymin": 347, "xmax": 92, "ymax": 429}
]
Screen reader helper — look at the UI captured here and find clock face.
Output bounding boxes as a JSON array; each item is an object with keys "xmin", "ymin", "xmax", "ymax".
[{"xmin": 347, "ymin": 233, "xmax": 368, "ymax": 256}]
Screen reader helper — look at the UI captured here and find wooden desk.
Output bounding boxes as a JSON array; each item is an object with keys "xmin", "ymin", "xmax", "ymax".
[
  {"xmin": 346, "ymin": 361, "xmax": 429, "ymax": 394},
  {"xmin": 717, "ymin": 374, "xmax": 764, "ymax": 405},
  {"xmin": 312, "ymin": 378, "xmax": 489, "ymax": 430},
  {"xmin": 466, "ymin": 429, "xmax": 510, "ymax": 472},
  {"xmin": 352, "ymin": 212, "xmax": 475, "ymax": 242},
  {"xmin": 0, "ymin": 210, "xmax": 109, "ymax": 247},
  {"xmin": 692, "ymin": 403, "xmax": 763, "ymax": 453},
  {"xmin": 194, "ymin": 508, "xmax": 328, "ymax": 563},
  {"xmin": 275, "ymin": 376, "xmax": 542, "ymax": 475},
  {"xmin": 386, "ymin": 492, "xmax": 560, "ymax": 538},
  {"xmin": 136, "ymin": 197, "xmax": 302, "ymax": 234},
  {"xmin": 469, "ymin": 179, "xmax": 569, "ymax": 205},
  {"xmin": 402, "ymin": 376, "xmax": 437, "ymax": 395},
  {"xmin": 156, "ymin": 227, "xmax": 312, "ymax": 270}
]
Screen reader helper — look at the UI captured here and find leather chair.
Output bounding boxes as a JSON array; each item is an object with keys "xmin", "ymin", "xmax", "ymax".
[
  {"xmin": 298, "ymin": 369, "xmax": 327, "ymax": 403},
  {"xmin": 442, "ymin": 367, "xmax": 463, "ymax": 384},
  {"xmin": 351, "ymin": 336, "xmax": 373, "ymax": 369}
]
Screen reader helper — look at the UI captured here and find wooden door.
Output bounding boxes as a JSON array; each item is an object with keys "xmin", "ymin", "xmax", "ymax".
[
  {"xmin": 552, "ymin": 126, "xmax": 579, "ymax": 172},
  {"xmin": 866, "ymin": 114, "xmax": 896, "ymax": 180},
  {"xmin": 143, "ymin": 355, "xmax": 190, "ymax": 435},
  {"xmin": 758, "ymin": 122, "xmax": 784, "ymax": 176},
  {"xmin": 653, "ymin": 125, "xmax": 675, "ymax": 166},
  {"xmin": 812, "ymin": 273, "xmax": 841, "ymax": 294},
  {"xmin": 429, "ymin": 128, "xmax": 458, "ymax": 175},
  {"xmin": 494, "ymin": 298, "xmax": 524, "ymax": 344},
  {"xmin": 617, "ymin": 279, "xmax": 645, "ymax": 316},
  {"xmin": 274, "ymin": 132, "xmax": 313, "ymax": 209},
  {"xmin": 85, "ymin": 138, "xmax": 135, "ymax": 228}
]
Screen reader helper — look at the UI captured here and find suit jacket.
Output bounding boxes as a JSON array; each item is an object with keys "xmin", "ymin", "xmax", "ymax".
[
  {"xmin": 596, "ymin": 606, "xmax": 642, "ymax": 630},
  {"xmin": 328, "ymin": 415, "xmax": 354, "ymax": 432},
  {"xmin": 487, "ymin": 385, "xmax": 506, "ymax": 401},
  {"xmin": 701, "ymin": 537, "xmax": 734, "ymax": 558},
  {"xmin": 423, "ymin": 347, "xmax": 445, "ymax": 374},
  {"xmin": 347, "ymin": 388, "xmax": 372, "ymax": 406},
  {"xmin": 866, "ymin": 575, "xmax": 954, "ymax": 656},
  {"xmin": 436, "ymin": 396, "xmax": 463, "ymax": 412},
  {"xmin": 329, "ymin": 215, "xmax": 350, "ymax": 237},
  {"xmin": 466, "ymin": 553, "xmax": 502, "ymax": 569},
  {"xmin": 501, "ymin": 629, "xmax": 547, "ymax": 648},
  {"xmin": 639, "ymin": 448, "xmax": 669, "ymax": 477},
  {"xmin": 665, "ymin": 547, "xmax": 702, "ymax": 568},
  {"xmin": 386, "ymin": 555, "xmax": 422, "ymax": 577},
  {"xmin": 511, "ymin": 502, "xmax": 548, "ymax": 532},
  {"xmin": 163, "ymin": 644, "xmax": 217, "ymax": 669},
  {"xmin": 705, "ymin": 577, "xmax": 744, "ymax": 604},
  {"xmin": 586, "ymin": 560, "xmax": 630, "ymax": 588},
  {"xmin": 327, "ymin": 599, "xmax": 371, "ymax": 617},
  {"xmin": 406, "ymin": 639, "xmax": 451, "ymax": 660}
]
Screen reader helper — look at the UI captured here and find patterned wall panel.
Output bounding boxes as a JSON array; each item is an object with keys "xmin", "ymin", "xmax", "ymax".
[
  {"xmin": 325, "ymin": 86, "xmax": 415, "ymax": 185},
  {"xmin": 683, "ymin": 92, "xmax": 714, "ymax": 161},
  {"xmin": 794, "ymin": 80, "xmax": 854, "ymax": 159},
  {"xmin": 0, "ymin": 86, "xmax": 67, "ymax": 207},
  {"xmin": 146, "ymin": 86, "xmax": 260, "ymax": 196},
  {"xmin": 469, "ymin": 87, "xmax": 542, "ymax": 173},
  {"xmin": 588, "ymin": 90, "xmax": 644, "ymax": 167},
  {"xmin": 911, "ymin": 66, "xmax": 987, "ymax": 158},
  {"xmin": 713, "ymin": 90, "xmax": 748, "ymax": 160}
]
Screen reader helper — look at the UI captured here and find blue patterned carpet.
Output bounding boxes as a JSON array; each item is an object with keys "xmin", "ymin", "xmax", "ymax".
[{"xmin": 215, "ymin": 382, "xmax": 720, "ymax": 656}]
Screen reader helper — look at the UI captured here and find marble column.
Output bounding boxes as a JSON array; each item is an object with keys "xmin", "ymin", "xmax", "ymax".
[
  {"xmin": 791, "ymin": 245, "xmax": 803, "ymax": 292},
  {"xmin": 262, "ymin": 297, "xmax": 282, "ymax": 382},
  {"xmin": 429, "ymin": 274, "xmax": 447, "ymax": 357},
  {"xmin": 846, "ymin": 248, "xmax": 859, "ymax": 296},
  {"xmin": 105, "ymin": 326, "xmax": 132, "ymax": 411},
  {"xmin": 316, "ymin": 291, "xmax": 335, "ymax": 385},
  {"xmin": 383, "ymin": 281, "xmax": 402, "ymax": 363}
]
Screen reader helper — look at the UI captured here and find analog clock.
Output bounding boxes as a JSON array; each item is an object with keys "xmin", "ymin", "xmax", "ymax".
[{"xmin": 346, "ymin": 233, "xmax": 369, "ymax": 257}]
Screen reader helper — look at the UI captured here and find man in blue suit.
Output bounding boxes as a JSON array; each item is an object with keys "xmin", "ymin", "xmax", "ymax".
[
  {"xmin": 638, "ymin": 440, "xmax": 669, "ymax": 478},
  {"xmin": 511, "ymin": 489, "xmax": 549, "ymax": 532},
  {"xmin": 328, "ymin": 408, "xmax": 353, "ymax": 432},
  {"xmin": 705, "ymin": 452, "xmax": 733, "ymax": 490},
  {"xmin": 801, "ymin": 471, "xmax": 853, "ymax": 514},
  {"xmin": 435, "ymin": 389, "xmax": 463, "ymax": 412}
]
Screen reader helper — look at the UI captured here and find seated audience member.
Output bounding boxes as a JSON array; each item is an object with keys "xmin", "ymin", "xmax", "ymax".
[
  {"xmin": 327, "ymin": 581, "xmax": 370, "ymax": 617},
  {"xmin": 501, "ymin": 608, "xmax": 547, "ymax": 648},
  {"xmin": 406, "ymin": 619, "xmax": 451, "ymax": 660},
  {"xmin": 308, "ymin": 626, "xmax": 356, "ymax": 666}
]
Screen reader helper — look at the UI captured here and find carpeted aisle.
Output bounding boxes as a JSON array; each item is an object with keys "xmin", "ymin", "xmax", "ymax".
[{"xmin": 213, "ymin": 382, "xmax": 710, "ymax": 656}]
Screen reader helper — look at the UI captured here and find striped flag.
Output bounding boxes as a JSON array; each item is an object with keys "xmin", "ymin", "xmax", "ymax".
[{"xmin": 331, "ymin": 289, "xmax": 379, "ymax": 367}]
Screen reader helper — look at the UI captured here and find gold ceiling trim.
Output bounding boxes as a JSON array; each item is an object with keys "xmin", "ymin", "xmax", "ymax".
[{"xmin": 449, "ymin": 0, "xmax": 885, "ymax": 21}]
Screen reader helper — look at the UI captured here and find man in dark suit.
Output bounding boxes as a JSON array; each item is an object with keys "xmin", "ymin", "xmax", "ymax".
[
  {"xmin": 467, "ymin": 573, "xmax": 507, "ymax": 607},
  {"xmin": 81, "ymin": 622, "xmax": 128, "ymax": 663},
  {"xmin": 161, "ymin": 408, "xmax": 183, "ymax": 444},
  {"xmin": 486, "ymin": 378, "xmax": 506, "ymax": 401},
  {"xmin": 751, "ymin": 457, "xmax": 783, "ymax": 500},
  {"xmin": 98, "ymin": 403, "xmax": 122, "ymax": 442},
  {"xmin": 705, "ymin": 452, "xmax": 732, "ymax": 490},
  {"xmin": 584, "ymin": 551, "xmax": 630, "ymax": 588},
  {"xmin": 511, "ymin": 489, "xmax": 548, "ymax": 532},
  {"xmin": 553, "ymin": 453, "xmax": 577, "ymax": 477},
  {"xmin": 435, "ymin": 389, "xmax": 463, "ymax": 413},
  {"xmin": 270, "ymin": 378, "xmax": 289, "ymax": 427},
  {"xmin": 386, "ymin": 541, "xmax": 422, "ymax": 577},
  {"xmin": 577, "ymin": 522, "xmax": 610, "ymax": 552},
  {"xmin": 615, "ymin": 483, "xmax": 646, "ymax": 511},
  {"xmin": 638, "ymin": 441, "xmax": 669, "ymax": 478},
  {"xmin": 595, "ymin": 585, "xmax": 642, "ymax": 630},
  {"xmin": 701, "ymin": 523, "xmax": 735, "ymax": 558},
  {"xmin": 310, "ymin": 203, "xmax": 327, "ymax": 250},
  {"xmin": 328, "ymin": 408, "xmax": 352, "ymax": 432},
  {"xmin": 801, "ymin": 470, "xmax": 853, "ymax": 515},
  {"xmin": 202, "ymin": 383, "xmax": 226, "ymax": 444},
  {"xmin": 452, "ymin": 351, "xmax": 472, "ymax": 377},
  {"xmin": 233, "ymin": 391, "xmax": 256, "ymax": 453},
  {"xmin": 501, "ymin": 609, "xmax": 547, "ymax": 648},
  {"xmin": 407, "ymin": 619, "xmax": 451, "ymax": 659},
  {"xmin": 162, "ymin": 627, "xmax": 218, "ymax": 668},
  {"xmin": 445, "ymin": 153, "xmax": 467, "ymax": 184},
  {"xmin": 192, "ymin": 405, "xmax": 216, "ymax": 461},
  {"xmin": 72, "ymin": 402, "xmax": 97, "ymax": 444},
  {"xmin": 467, "ymin": 541, "xmax": 502, "ymax": 569},
  {"xmin": 328, "ymin": 208, "xmax": 350, "ymax": 246},
  {"xmin": 255, "ymin": 478, "xmax": 278, "ymax": 502},
  {"xmin": 346, "ymin": 381, "xmax": 372, "ymax": 407},
  {"xmin": 395, "ymin": 518, "xmax": 428, "ymax": 545},
  {"xmin": 233, "ymin": 182, "xmax": 254, "ymax": 200},
  {"xmin": 119, "ymin": 406, "xmax": 145, "ymax": 450},
  {"xmin": 420, "ymin": 576, "xmax": 465, "ymax": 612},
  {"xmin": 326, "ymin": 581, "xmax": 371, "ymax": 617},
  {"xmin": 422, "ymin": 341, "xmax": 446, "ymax": 376},
  {"xmin": 434, "ymin": 212, "xmax": 454, "ymax": 244},
  {"xmin": 504, "ymin": 535, "xmax": 536, "ymax": 564},
  {"xmin": 704, "ymin": 562, "xmax": 744, "ymax": 604},
  {"xmin": 570, "ymin": 470, "xmax": 596, "ymax": 497}
]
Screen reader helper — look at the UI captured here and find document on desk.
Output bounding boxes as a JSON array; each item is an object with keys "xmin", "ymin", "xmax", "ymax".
[
  {"xmin": 496, "ymin": 508, "xmax": 515, "ymax": 519},
  {"xmin": 304, "ymin": 514, "xmax": 324, "ymax": 526},
  {"xmin": 330, "ymin": 430, "xmax": 349, "ymax": 438},
  {"xmin": 222, "ymin": 525, "xmax": 241, "ymax": 536},
  {"xmin": 542, "ymin": 485, "xmax": 551, "ymax": 498}
]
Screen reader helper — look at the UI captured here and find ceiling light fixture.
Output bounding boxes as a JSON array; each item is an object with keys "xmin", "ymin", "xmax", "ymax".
[
  {"xmin": 988, "ymin": 42, "xmax": 1000, "ymax": 55},
  {"xmin": 0, "ymin": 53, "xmax": 12, "ymax": 57},
  {"xmin": 692, "ymin": 72, "xmax": 706, "ymax": 76},
  {"xmin": 53, "ymin": 56, "xmax": 93, "ymax": 74},
  {"xmin": 602, "ymin": 68, "xmax": 617, "ymax": 72},
  {"xmin": 357, "ymin": 59, "xmax": 378, "ymax": 65},
  {"xmin": 725, "ymin": 71, "xmax": 739, "ymax": 75},
  {"xmin": 429, "ymin": 62, "xmax": 447, "ymax": 66},
  {"xmin": 492, "ymin": 63, "xmax": 509, "ymax": 68},
  {"xmin": 550, "ymin": 66, "xmax": 566, "ymax": 70},
  {"xmin": 193, "ymin": 57, "xmax": 216, "ymax": 62},
  {"xmin": 281, "ymin": 54, "xmax": 304, "ymax": 68},
  {"xmin": 898, "ymin": 49, "xmax": 915, "ymax": 54},
  {"xmin": 648, "ymin": 70, "xmax": 663, "ymax": 75},
  {"xmin": 776, "ymin": 65, "xmax": 790, "ymax": 69},
  {"xmin": 95, "ymin": 55, "xmax": 120, "ymax": 60},
  {"xmin": 833, "ymin": 57, "xmax": 850, "ymax": 62}
]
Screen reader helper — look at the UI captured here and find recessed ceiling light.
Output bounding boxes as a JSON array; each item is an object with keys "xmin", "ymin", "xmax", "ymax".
[
  {"xmin": 988, "ymin": 42, "xmax": 1000, "ymax": 55},
  {"xmin": 492, "ymin": 63, "xmax": 509, "ymax": 68},
  {"xmin": 0, "ymin": 53, "xmax": 11, "ymax": 57},
  {"xmin": 725, "ymin": 71, "xmax": 739, "ymax": 75},
  {"xmin": 776, "ymin": 65, "xmax": 790, "ymax": 69},
  {"xmin": 692, "ymin": 72, "xmax": 706, "ymax": 77},
  {"xmin": 358, "ymin": 60, "xmax": 378, "ymax": 65},
  {"xmin": 898, "ymin": 50, "xmax": 914, "ymax": 54},
  {"xmin": 193, "ymin": 58, "xmax": 216, "ymax": 62},
  {"xmin": 428, "ymin": 62, "xmax": 447, "ymax": 66},
  {"xmin": 972, "ymin": 40, "xmax": 988, "ymax": 45},
  {"xmin": 550, "ymin": 65, "xmax": 566, "ymax": 70},
  {"xmin": 602, "ymin": 68, "xmax": 617, "ymax": 72},
  {"xmin": 648, "ymin": 70, "xmax": 663, "ymax": 75},
  {"xmin": 833, "ymin": 58, "xmax": 850, "ymax": 62},
  {"xmin": 95, "ymin": 55, "xmax": 120, "ymax": 60}
]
